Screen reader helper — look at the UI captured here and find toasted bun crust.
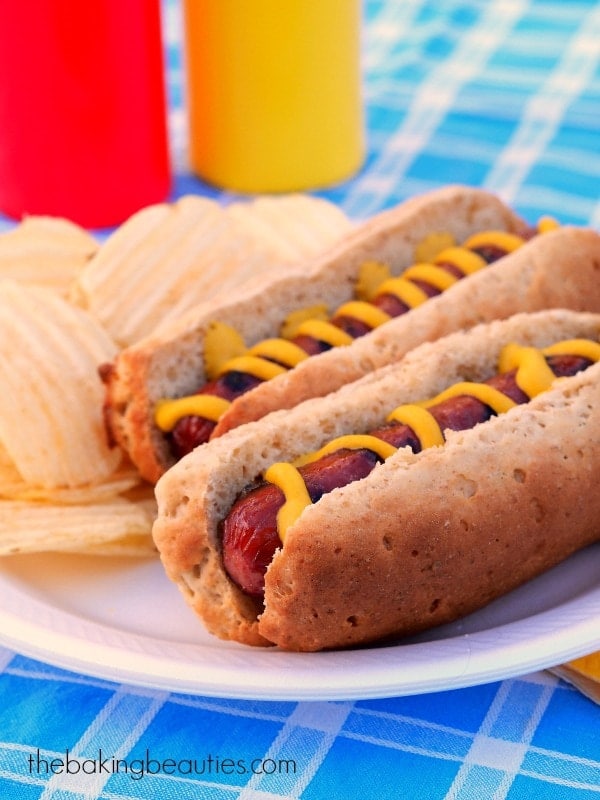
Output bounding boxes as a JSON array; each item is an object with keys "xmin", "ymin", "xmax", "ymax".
[
  {"xmin": 152, "ymin": 310, "xmax": 600, "ymax": 651},
  {"xmin": 102, "ymin": 185, "xmax": 531, "ymax": 483}
]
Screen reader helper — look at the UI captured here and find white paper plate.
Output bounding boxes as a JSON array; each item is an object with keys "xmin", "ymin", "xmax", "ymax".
[{"xmin": 0, "ymin": 544, "xmax": 598, "ymax": 701}]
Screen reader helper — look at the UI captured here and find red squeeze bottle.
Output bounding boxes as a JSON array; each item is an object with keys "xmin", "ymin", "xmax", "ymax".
[{"xmin": 0, "ymin": 0, "xmax": 171, "ymax": 228}]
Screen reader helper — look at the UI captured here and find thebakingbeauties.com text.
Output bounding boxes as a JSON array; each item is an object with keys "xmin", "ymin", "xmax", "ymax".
[{"xmin": 28, "ymin": 749, "xmax": 297, "ymax": 781}]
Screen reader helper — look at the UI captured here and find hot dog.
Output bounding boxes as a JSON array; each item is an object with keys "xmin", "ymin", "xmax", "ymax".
[
  {"xmin": 221, "ymin": 346, "xmax": 592, "ymax": 600},
  {"xmin": 101, "ymin": 185, "xmax": 600, "ymax": 484},
  {"xmin": 152, "ymin": 310, "xmax": 600, "ymax": 651}
]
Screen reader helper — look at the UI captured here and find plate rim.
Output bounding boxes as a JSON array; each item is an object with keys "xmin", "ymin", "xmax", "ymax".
[{"xmin": 0, "ymin": 558, "xmax": 598, "ymax": 701}]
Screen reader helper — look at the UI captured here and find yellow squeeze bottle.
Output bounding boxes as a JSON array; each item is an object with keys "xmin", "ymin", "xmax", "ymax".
[{"xmin": 183, "ymin": 0, "xmax": 365, "ymax": 192}]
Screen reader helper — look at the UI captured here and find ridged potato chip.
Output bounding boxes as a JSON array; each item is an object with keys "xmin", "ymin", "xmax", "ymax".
[
  {"xmin": 0, "ymin": 215, "xmax": 97, "ymax": 295},
  {"xmin": 0, "ymin": 280, "xmax": 121, "ymax": 488},
  {"xmin": 551, "ymin": 653, "xmax": 600, "ymax": 705},
  {"xmin": 224, "ymin": 194, "xmax": 352, "ymax": 261},
  {"xmin": 0, "ymin": 496, "xmax": 156, "ymax": 556},
  {"xmin": 0, "ymin": 468, "xmax": 141, "ymax": 504},
  {"xmin": 78, "ymin": 533, "xmax": 157, "ymax": 557},
  {"xmin": 71, "ymin": 196, "xmax": 262, "ymax": 346}
]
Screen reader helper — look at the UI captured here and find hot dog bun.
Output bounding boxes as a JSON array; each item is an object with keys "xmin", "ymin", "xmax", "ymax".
[
  {"xmin": 214, "ymin": 222, "xmax": 600, "ymax": 437},
  {"xmin": 103, "ymin": 185, "xmax": 534, "ymax": 483},
  {"xmin": 153, "ymin": 309, "xmax": 600, "ymax": 650}
]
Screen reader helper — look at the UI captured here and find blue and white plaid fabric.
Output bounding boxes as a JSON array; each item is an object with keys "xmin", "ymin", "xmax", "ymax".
[
  {"xmin": 1, "ymin": 653, "xmax": 599, "ymax": 798},
  {"xmin": 0, "ymin": 0, "xmax": 599, "ymax": 797},
  {"xmin": 165, "ymin": 0, "xmax": 600, "ymax": 229}
]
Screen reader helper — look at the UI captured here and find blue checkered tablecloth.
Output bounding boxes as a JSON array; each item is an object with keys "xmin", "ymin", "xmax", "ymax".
[{"xmin": 0, "ymin": 0, "xmax": 599, "ymax": 797}]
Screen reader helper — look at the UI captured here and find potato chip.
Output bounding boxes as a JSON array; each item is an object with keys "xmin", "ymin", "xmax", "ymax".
[
  {"xmin": 77, "ymin": 533, "xmax": 157, "ymax": 557},
  {"xmin": 72, "ymin": 194, "xmax": 351, "ymax": 346},
  {"xmin": 0, "ymin": 280, "xmax": 121, "ymax": 488},
  {"xmin": 225, "ymin": 194, "xmax": 352, "ymax": 261},
  {"xmin": 551, "ymin": 652, "xmax": 600, "ymax": 705},
  {"xmin": 0, "ymin": 440, "xmax": 19, "ymax": 482},
  {"xmin": 0, "ymin": 496, "xmax": 156, "ymax": 556},
  {"xmin": 0, "ymin": 471, "xmax": 141, "ymax": 504},
  {"xmin": 0, "ymin": 215, "xmax": 98, "ymax": 295},
  {"xmin": 71, "ymin": 195, "xmax": 258, "ymax": 345}
]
